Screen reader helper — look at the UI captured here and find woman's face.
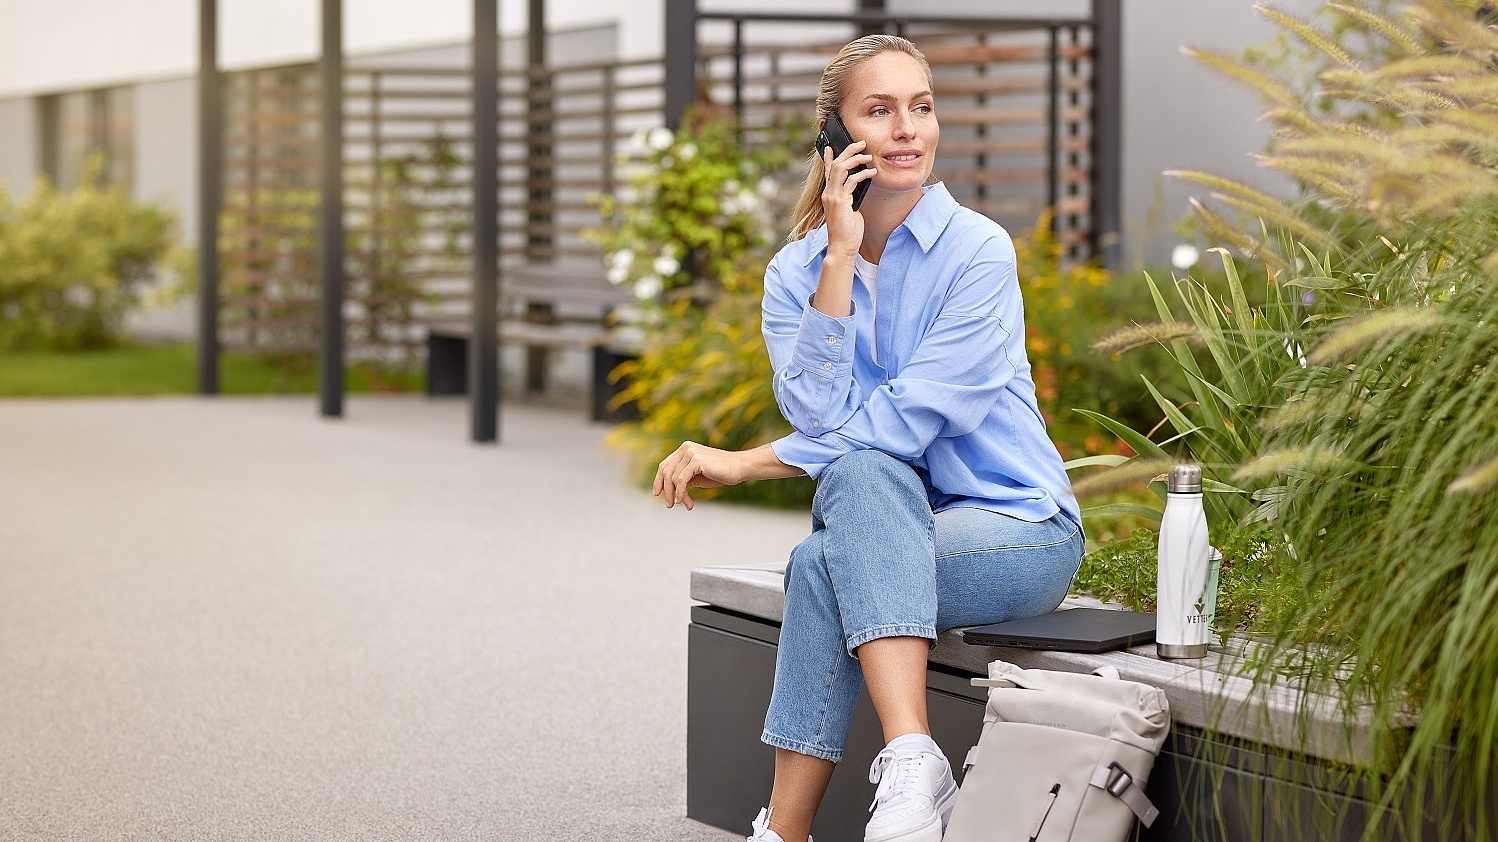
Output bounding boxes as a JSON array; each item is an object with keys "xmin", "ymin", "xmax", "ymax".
[{"xmin": 838, "ymin": 51, "xmax": 939, "ymax": 198}]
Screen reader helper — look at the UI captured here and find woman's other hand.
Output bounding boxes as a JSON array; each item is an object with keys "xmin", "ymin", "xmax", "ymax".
[
  {"xmin": 653, "ymin": 441, "xmax": 745, "ymax": 510},
  {"xmin": 652, "ymin": 442, "xmax": 805, "ymax": 510}
]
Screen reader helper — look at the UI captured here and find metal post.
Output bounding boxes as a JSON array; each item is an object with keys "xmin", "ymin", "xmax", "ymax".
[
  {"xmin": 318, "ymin": 0, "xmax": 345, "ymax": 417},
  {"xmin": 524, "ymin": 0, "xmax": 553, "ymax": 393},
  {"xmin": 664, "ymin": 0, "xmax": 697, "ymax": 130},
  {"xmin": 197, "ymin": 0, "xmax": 220, "ymax": 394},
  {"xmin": 471, "ymin": 0, "xmax": 500, "ymax": 443},
  {"xmin": 858, "ymin": 0, "xmax": 886, "ymax": 36},
  {"xmin": 1090, "ymin": 0, "xmax": 1123, "ymax": 269},
  {"xmin": 731, "ymin": 18, "xmax": 744, "ymax": 126},
  {"xmin": 1046, "ymin": 26, "xmax": 1060, "ymax": 237}
]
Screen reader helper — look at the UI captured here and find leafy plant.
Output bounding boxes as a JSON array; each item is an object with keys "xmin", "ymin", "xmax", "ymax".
[
  {"xmin": 220, "ymin": 132, "xmax": 459, "ymax": 358},
  {"xmin": 1071, "ymin": 522, "xmax": 1299, "ymax": 635},
  {"xmin": 1079, "ymin": 248, "xmax": 1327, "ymax": 529},
  {"xmin": 0, "ymin": 163, "xmax": 180, "ymax": 351},
  {"xmin": 1238, "ymin": 199, "xmax": 1498, "ymax": 839},
  {"xmin": 588, "ymin": 115, "xmax": 801, "ymax": 306},
  {"xmin": 590, "ymin": 111, "xmax": 810, "ymax": 505},
  {"xmin": 607, "ymin": 287, "xmax": 816, "ymax": 508},
  {"xmin": 354, "ymin": 131, "xmax": 464, "ymax": 362},
  {"xmin": 1079, "ymin": 4, "xmax": 1498, "ymax": 838},
  {"xmin": 1015, "ymin": 214, "xmax": 1163, "ymax": 460}
]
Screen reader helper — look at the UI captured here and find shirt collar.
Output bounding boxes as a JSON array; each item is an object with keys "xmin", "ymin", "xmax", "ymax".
[{"xmin": 798, "ymin": 182, "xmax": 957, "ymax": 267}]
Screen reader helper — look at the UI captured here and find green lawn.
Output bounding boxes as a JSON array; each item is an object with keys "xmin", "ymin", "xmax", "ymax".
[{"xmin": 0, "ymin": 343, "xmax": 424, "ymax": 397}]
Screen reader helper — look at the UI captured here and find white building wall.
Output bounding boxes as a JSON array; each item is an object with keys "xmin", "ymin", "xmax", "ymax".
[
  {"xmin": 0, "ymin": 0, "xmax": 675, "ymax": 100},
  {"xmin": 1119, "ymin": 0, "xmax": 1320, "ymax": 268}
]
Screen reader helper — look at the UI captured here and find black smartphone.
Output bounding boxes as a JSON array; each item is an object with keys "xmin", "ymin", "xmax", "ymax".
[{"xmin": 815, "ymin": 112, "xmax": 871, "ymax": 211}]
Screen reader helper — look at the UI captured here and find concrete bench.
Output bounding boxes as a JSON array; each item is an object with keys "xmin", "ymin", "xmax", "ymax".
[{"xmin": 687, "ymin": 563, "xmax": 1435, "ymax": 842}]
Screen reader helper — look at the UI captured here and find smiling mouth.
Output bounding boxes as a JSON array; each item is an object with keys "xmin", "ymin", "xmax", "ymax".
[{"xmin": 884, "ymin": 153, "xmax": 921, "ymax": 163}]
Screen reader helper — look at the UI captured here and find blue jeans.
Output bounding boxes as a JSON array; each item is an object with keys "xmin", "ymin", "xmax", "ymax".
[{"xmin": 761, "ymin": 450, "xmax": 1084, "ymax": 762}]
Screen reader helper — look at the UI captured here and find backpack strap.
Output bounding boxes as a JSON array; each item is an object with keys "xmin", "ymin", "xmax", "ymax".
[{"xmin": 1089, "ymin": 761, "xmax": 1159, "ymax": 827}]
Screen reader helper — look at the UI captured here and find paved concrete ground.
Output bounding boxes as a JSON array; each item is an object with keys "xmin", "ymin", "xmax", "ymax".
[{"xmin": 0, "ymin": 396, "xmax": 812, "ymax": 841}]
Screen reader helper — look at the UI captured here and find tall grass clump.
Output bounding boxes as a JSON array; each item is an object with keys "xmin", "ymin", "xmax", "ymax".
[{"xmin": 1082, "ymin": 3, "xmax": 1498, "ymax": 837}]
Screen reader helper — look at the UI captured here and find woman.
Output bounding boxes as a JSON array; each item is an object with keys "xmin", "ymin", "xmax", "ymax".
[{"xmin": 653, "ymin": 35, "xmax": 1083, "ymax": 842}]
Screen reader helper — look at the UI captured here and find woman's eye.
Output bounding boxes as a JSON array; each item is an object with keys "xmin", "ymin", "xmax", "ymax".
[
  {"xmin": 870, "ymin": 107, "xmax": 890, "ymax": 117},
  {"xmin": 916, "ymin": 103, "xmax": 934, "ymax": 114}
]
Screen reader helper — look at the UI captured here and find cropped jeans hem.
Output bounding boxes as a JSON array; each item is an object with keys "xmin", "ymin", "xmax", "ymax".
[
  {"xmin": 760, "ymin": 731, "xmax": 845, "ymax": 763},
  {"xmin": 845, "ymin": 623, "xmax": 936, "ymax": 655}
]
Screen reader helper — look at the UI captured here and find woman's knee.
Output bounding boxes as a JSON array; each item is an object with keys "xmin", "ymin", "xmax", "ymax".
[{"xmin": 817, "ymin": 449, "xmax": 924, "ymax": 497}]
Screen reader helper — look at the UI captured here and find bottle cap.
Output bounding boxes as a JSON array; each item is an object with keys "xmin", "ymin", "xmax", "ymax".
[{"xmin": 1168, "ymin": 464, "xmax": 1203, "ymax": 494}]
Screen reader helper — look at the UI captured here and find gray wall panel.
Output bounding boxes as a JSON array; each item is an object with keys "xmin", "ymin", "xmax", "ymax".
[
  {"xmin": 128, "ymin": 77, "xmax": 197, "ymax": 341},
  {"xmin": 0, "ymin": 96, "xmax": 37, "ymax": 195},
  {"xmin": 134, "ymin": 76, "xmax": 197, "ymax": 239}
]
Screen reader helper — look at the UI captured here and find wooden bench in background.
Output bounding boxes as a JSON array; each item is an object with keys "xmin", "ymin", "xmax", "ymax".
[{"xmin": 425, "ymin": 263, "xmax": 639, "ymax": 422}]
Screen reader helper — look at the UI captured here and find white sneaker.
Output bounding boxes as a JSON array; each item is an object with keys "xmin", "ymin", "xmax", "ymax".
[
  {"xmin": 863, "ymin": 736, "xmax": 958, "ymax": 842},
  {"xmin": 747, "ymin": 806, "xmax": 812, "ymax": 842}
]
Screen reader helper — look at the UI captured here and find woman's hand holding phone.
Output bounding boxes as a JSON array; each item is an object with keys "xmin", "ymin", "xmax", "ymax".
[
  {"xmin": 817, "ymin": 117, "xmax": 875, "ymax": 261},
  {"xmin": 816, "ymin": 114, "xmax": 874, "ymax": 213}
]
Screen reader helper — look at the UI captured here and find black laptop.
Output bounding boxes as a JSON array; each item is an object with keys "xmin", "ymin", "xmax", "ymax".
[{"xmin": 961, "ymin": 607, "xmax": 1156, "ymax": 654}]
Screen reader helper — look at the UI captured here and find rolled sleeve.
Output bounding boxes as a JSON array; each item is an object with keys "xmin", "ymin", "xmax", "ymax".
[{"xmin": 763, "ymin": 261, "xmax": 863, "ymax": 436}]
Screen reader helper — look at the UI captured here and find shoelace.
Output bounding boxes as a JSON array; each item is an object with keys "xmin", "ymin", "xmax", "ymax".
[
  {"xmin": 867, "ymin": 747, "xmax": 926, "ymax": 813},
  {"xmin": 748, "ymin": 806, "xmax": 774, "ymax": 841}
]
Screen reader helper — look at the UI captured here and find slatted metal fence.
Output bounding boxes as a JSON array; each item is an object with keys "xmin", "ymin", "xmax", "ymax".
[{"xmin": 217, "ymin": 16, "xmax": 1097, "ymax": 358}]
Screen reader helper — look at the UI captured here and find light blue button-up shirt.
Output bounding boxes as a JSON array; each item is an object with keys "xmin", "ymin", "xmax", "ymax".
[{"xmin": 764, "ymin": 183, "xmax": 1080, "ymax": 526}]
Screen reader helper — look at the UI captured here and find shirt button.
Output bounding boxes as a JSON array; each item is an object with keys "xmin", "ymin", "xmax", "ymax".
[
  {"xmin": 823, "ymin": 361, "xmax": 834, "ymax": 371},
  {"xmin": 826, "ymin": 336, "xmax": 838, "ymax": 345},
  {"xmin": 812, "ymin": 420, "xmax": 821, "ymax": 428}
]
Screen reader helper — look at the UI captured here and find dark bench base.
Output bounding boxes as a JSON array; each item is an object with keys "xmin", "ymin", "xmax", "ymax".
[
  {"xmin": 687, "ymin": 605, "xmax": 1447, "ymax": 842},
  {"xmin": 423, "ymin": 329, "xmax": 639, "ymax": 423}
]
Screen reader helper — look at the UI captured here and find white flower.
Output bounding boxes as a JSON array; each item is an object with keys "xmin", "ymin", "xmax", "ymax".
[
  {"xmin": 607, "ymin": 264, "xmax": 629, "ymax": 285},
  {"xmin": 1171, "ymin": 244, "xmax": 1200, "ymax": 270},
  {"xmin": 633, "ymin": 274, "xmax": 663, "ymax": 301},
  {"xmin": 678, "ymin": 142, "xmax": 697, "ymax": 160},
  {"xmin": 610, "ymin": 249, "xmax": 634, "ymax": 270},
  {"xmin": 647, "ymin": 127, "xmax": 673, "ymax": 151},
  {"xmin": 653, "ymin": 255, "xmax": 680, "ymax": 277},
  {"xmin": 757, "ymin": 176, "xmax": 779, "ymax": 198}
]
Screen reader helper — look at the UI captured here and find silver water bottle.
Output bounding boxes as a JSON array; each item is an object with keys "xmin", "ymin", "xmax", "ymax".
[{"xmin": 1157, "ymin": 464, "xmax": 1213, "ymax": 658}]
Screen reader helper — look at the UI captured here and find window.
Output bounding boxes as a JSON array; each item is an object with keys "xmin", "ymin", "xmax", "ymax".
[{"xmin": 37, "ymin": 85, "xmax": 134, "ymax": 192}]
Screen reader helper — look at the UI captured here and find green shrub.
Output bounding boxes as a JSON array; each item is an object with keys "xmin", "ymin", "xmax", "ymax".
[
  {"xmin": 590, "ymin": 112, "xmax": 813, "ymax": 506},
  {"xmin": 607, "ymin": 288, "xmax": 816, "ymax": 508},
  {"xmin": 1015, "ymin": 215, "xmax": 1162, "ymax": 460},
  {"xmin": 0, "ymin": 168, "xmax": 179, "ymax": 351},
  {"xmin": 588, "ymin": 113, "xmax": 801, "ymax": 303}
]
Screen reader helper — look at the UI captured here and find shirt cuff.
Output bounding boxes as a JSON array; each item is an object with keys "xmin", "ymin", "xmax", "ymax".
[
  {"xmin": 789, "ymin": 296, "xmax": 855, "ymax": 378},
  {"xmin": 771, "ymin": 430, "xmax": 853, "ymax": 480}
]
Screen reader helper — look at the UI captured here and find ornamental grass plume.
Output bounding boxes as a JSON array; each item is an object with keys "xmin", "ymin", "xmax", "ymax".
[
  {"xmin": 1178, "ymin": 1, "xmax": 1498, "ymax": 251},
  {"xmin": 1085, "ymin": 5, "xmax": 1498, "ymax": 837}
]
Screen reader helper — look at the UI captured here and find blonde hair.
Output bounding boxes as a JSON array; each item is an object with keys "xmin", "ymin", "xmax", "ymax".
[{"xmin": 787, "ymin": 35, "xmax": 933, "ymax": 241}]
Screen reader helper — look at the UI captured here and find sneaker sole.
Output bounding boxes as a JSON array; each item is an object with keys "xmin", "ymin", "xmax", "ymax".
[
  {"xmin": 864, "ymin": 815, "xmax": 943, "ymax": 842},
  {"xmin": 866, "ymin": 783, "xmax": 957, "ymax": 842}
]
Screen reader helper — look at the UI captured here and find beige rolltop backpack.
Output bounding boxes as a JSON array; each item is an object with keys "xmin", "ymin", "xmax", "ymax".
[{"xmin": 943, "ymin": 660, "xmax": 1171, "ymax": 842}]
